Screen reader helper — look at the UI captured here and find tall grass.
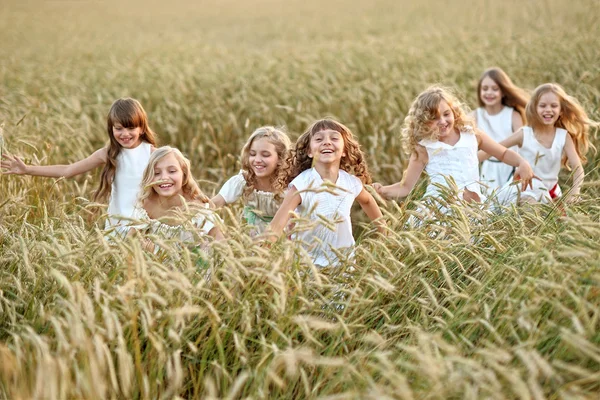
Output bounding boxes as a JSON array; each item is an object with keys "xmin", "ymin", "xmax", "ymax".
[{"xmin": 1, "ymin": 0, "xmax": 599, "ymax": 398}]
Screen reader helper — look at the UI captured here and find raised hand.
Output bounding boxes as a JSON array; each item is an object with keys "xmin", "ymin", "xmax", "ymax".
[{"xmin": 1, "ymin": 154, "xmax": 29, "ymax": 175}]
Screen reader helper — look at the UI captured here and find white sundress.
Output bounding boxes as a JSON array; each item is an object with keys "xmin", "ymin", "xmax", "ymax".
[
  {"xmin": 501, "ymin": 126, "xmax": 567, "ymax": 204},
  {"xmin": 106, "ymin": 141, "xmax": 152, "ymax": 233},
  {"xmin": 290, "ymin": 168, "xmax": 364, "ymax": 267},
  {"xmin": 218, "ymin": 171, "xmax": 283, "ymax": 235},
  {"xmin": 476, "ymin": 106, "xmax": 517, "ymax": 190}
]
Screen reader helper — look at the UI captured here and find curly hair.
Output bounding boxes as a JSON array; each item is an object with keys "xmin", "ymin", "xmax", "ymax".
[
  {"xmin": 477, "ymin": 67, "xmax": 529, "ymax": 122},
  {"xmin": 287, "ymin": 118, "xmax": 372, "ymax": 184},
  {"xmin": 526, "ymin": 83, "xmax": 598, "ymax": 165},
  {"xmin": 94, "ymin": 98, "xmax": 158, "ymax": 201},
  {"xmin": 138, "ymin": 146, "xmax": 209, "ymax": 204},
  {"xmin": 240, "ymin": 126, "xmax": 291, "ymax": 201},
  {"xmin": 402, "ymin": 86, "xmax": 476, "ymax": 159}
]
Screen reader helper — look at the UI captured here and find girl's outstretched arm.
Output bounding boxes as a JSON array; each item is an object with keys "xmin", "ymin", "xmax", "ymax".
[
  {"xmin": 210, "ymin": 194, "xmax": 226, "ymax": 208},
  {"xmin": 1, "ymin": 147, "xmax": 107, "ymax": 178},
  {"xmin": 477, "ymin": 130, "xmax": 534, "ymax": 190},
  {"xmin": 562, "ymin": 134, "xmax": 584, "ymax": 202},
  {"xmin": 266, "ymin": 186, "xmax": 301, "ymax": 241},
  {"xmin": 478, "ymin": 128, "xmax": 524, "ymax": 162},
  {"xmin": 372, "ymin": 147, "xmax": 427, "ymax": 200},
  {"xmin": 356, "ymin": 188, "xmax": 386, "ymax": 233}
]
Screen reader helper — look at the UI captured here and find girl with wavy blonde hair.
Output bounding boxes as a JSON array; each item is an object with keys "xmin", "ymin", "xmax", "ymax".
[
  {"xmin": 473, "ymin": 67, "xmax": 530, "ymax": 190},
  {"xmin": 212, "ymin": 126, "xmax": 291, "ymax": 236},
  {"xmin": 269, "ymin": 118, "xmax": 384, "ymax": 267},
  {"xmin": 131, "ymin": 146, "xmax": 223, "ymax": 246},
  {"xmin": 374, "ymin": 86, "xmax": 534, "ymax": 210},
  {"xmin": 480, "ymin": 83, "xmax": 598, "ymax": 204}
]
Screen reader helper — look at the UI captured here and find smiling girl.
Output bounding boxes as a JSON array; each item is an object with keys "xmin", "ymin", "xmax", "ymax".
[
  {"xmin": 373, "ymin": 86, "xmax": 534, "ymax": 212},
  {"xmin": 1, "ymin": 98, "xmax": 157, "ymax": 231},
  {"xmin": 268, "ymin": 118, "xmax": 384, "ymax": 267},
  {"xmin": 479, "ymin": 83, "xmax": 597, "ymax": 204},
  {"xmin": 211, "ymin": 126, "xmax": 291, "ymax": 236},
  {"xmin": 473, "ymin": 68, "xmax": 529, "ymax": 190}
]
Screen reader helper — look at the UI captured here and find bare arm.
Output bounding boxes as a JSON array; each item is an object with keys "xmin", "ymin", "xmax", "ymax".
[
  {"xmin": 356, "ymin": 188, "xmax": 386, "ymax": 233},
  {"xmin": 210, "ymin": 194, "xmax": 227, "ymax": 208},
  {"xmin": 372, "ymin": 147, "xmax": 427, "ymax": 200},
  {"xmin": 208, "ymin": 226, "xmax": 225, "ymax": 240},
  {"xmin": 1, "ymin": 147, "xmax": 107, "ymax": 178},
  {"xmin": 511, "ymin": 110, "xmax": 524, "ymax": 132},
  {"xmin": 477, "ymin": 130, "xmax": 534, "ymax": 190},
  {"xmin": 478, "ymin": 129, "xmax": 524, "ymax": 162},
  {"xmin": 266, "ymin": 186, "xmax": 302, "ymax": 241},
  {"xmin": 562, "ymin": 134, "xmax": 584, "ymax": 200}
]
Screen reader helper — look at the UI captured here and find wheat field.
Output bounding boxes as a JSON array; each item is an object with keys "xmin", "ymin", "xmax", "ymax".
[{"xmin": 1, "ymin": 0, "xmax": 599, "ymax": 398}]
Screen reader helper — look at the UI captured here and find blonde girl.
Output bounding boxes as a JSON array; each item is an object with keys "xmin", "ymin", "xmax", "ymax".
[
  {"xmin": 269, "ymin": 118, "xmax": 384, "ymax": 267},
  {"xmin": 479, "ymin": 83, "xmax": 597, "ymax": 204},
  {"xmin": 374, "ymin": 86, "xmax": 534, "ymax": 210},
  {"xmin": 211, "ymin": 126, "xmax": 291, "ymax": 236},
  {"xmin": 473, "ymin": 67, "xmax": 530, "ymax": 189},
  {"xmin": 1, "ymin": 98, "xmax": 157, "ymax": 230},
  {"xmin": 131, "ymin": 146, "xmax": 223, "ymax": 249}
]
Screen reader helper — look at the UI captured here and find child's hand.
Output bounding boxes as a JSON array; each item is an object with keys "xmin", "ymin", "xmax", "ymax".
[
  {"xmin": 515, "ymin": 161, "xmax": 536, "ymax": 191},
  {"xmin": 564, "ymin": 194, "xmax": 582, "ymax": 205},
  {"xmin": 372, "ymin": 183, "xmax": 390, "ymax": 200},
  {"xmin": 1, "ymin": 154, "xmax": 28, "ymax": 175}
]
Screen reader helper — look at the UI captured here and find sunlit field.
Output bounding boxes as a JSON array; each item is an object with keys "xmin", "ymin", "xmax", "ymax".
[{"xmin": 1, "ymin": 0, "xmax": 600, "ymax": 398}]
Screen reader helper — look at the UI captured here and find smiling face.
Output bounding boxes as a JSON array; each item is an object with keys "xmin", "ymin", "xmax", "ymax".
[
  {"xmin": 249, "ymin": 137, "xmax": 279, "ymax": 179},
  {"xmin": 308, "ymin": 129, "xmax": 346, "ymax": 165},
  {"xmin": 480, "ymin": 76, "xmax": 503, "ymax": 108},
  {"xmin": 536, "ymin": 91, "xmax": 561, "ymax": 126},
  {"xmin": 150, "ymin": 152, "xmax": 184, "ymax": 198},
  {"xmin": 428, "ymin": 100, "xmax": 456, "ymax": 139},
  {"xmin": 112, "ymin": 123, "xmax": 143, "ymax": 148}
]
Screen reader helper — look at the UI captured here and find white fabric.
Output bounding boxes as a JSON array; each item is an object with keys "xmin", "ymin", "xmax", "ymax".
[
  {"xmin": 502, "ymin": 127, "xmax": 567, "ymax": 203},
  {"xmin": 107, "ymin": 141, "xmax": 152, "ymax": 228},
  {"xmin": 131, "ymin": 203, "xmax": 218, "ymax": 246},
  {"xmin": 420, "ymin": 130, "xmax": 483, "ymax": 202},
  {"xmin": 476, "ymin": 106, "xmax": 516, "ymax": 189},
  {"xmin": 218, "ymin": 171, "xmax": 284, "ymax": 235},
  {"xmin": 290, "ymin": 168, "xmax": 363, "ymax": 267}
]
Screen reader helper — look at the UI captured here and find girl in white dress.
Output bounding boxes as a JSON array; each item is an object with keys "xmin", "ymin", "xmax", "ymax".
[
  {"xmin": 479, "ymin": 83, "xmax": 597, "ymax": 204},
  {"xmin": 130, "ymin": 146, "xmax": 223, "ymax": 254},
  {"xmin": 472, "ymin": 68, "xmax": 529, "ymax": 190},
  {"xmin": 268, "ymin": 119, "xmax": 385, "ymax": 267},
  {"xmin": 211, "ymin": 126, "xmax": 291, "ymax": 236},
  {"xmin": 373, "ymin": 86, "xmax": 534, "ymax": 214},
  {"xmin": 1, "ymin": 98, "xmax": 157, "ymax": 232}
]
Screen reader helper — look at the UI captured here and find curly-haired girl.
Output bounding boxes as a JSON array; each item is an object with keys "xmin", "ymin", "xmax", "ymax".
[
  {"xmin": 211, "ymin": 126, "xmax": 291, "ymax": 236},
  {"xmin": 373, "ymin": 86, "xmax": 534, "ymax": 209},
  {"xmin": 269, "ymin": 118, "xmax": 384, "ymax": 267}
]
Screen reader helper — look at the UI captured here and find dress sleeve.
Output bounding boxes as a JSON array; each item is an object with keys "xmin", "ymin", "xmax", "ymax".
[
  {"xmin": 350, "ymin": 175, "xmax": 364, "ymax": 197},
  {"xmin": 290, "ymin": 170, "xmax": 312, "ymax": 203},
  {"xmin": 129, "ymin": 204, "xmax": 150, "ymax": 232},
  {"xmin": 218, "ymin": 172, "xmax": 246, "ymax": 204}
]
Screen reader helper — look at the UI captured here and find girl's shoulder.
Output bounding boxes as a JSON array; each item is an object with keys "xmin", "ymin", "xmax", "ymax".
[{"xmin": 218, "ymin": 171, "xmax": 247, "ymax": 203}]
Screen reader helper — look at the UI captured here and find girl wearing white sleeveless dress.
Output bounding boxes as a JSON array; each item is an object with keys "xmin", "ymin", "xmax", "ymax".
[
  {"xmin": 374, "ymin": 86, "xmax": 534, "ymax": 216},
  {"xmin": 212, "ymin": 127, "xmax": 291, "ymax": 236},
  {"xmin": 472, "ymin": 68, "xmax": 528, "ymax": 190},
  {"xmin": 479, "ymin": 83, "xmax": 595, "ymax": 204},
  {"xmin": 1, "ymin": 98, "xmax": 157, "ymax": 233}
]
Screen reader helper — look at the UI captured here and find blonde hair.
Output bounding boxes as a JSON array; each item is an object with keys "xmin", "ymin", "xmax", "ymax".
[
  {"xmin": 526, "ymin": 83, "xmax": 598, "ymax": 165},
  {"xmin": 288, "ymin": 118, "xmax": 372, "ymax": 184},
  {"xmin": 477, "ymin": 67, "xmax": 529, "ymax": 122},
  {"xmin": 240, "ymin": 126, "xmax": 291, "ymax": 201},
  {"xmin": 138, "ymin": 146, "xmax": 209, "ymax": 204},
  {"xmin": 403, "ymin": 86, "xmax": 475, "ymax": 157},
  {"xmin": 95, "ymin": 98, "xmax": 158, "ymax": 201}
]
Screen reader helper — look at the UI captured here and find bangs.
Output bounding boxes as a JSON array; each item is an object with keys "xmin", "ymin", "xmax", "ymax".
[
  {"xmin": 109, "ymin": 100, "xmax": 145, "ymax": 128},
  {"xmin": 309, "ymin": 119, "xmax": 347, "ymax": 136}
]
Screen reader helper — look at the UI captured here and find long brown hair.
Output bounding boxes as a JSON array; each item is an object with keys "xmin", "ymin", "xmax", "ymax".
[
  {"xmin": 477, "ymin": 67, "xmax": 529, "ymax": 122},
  {"xmin": 94, "ymin": 98, "xmax": 158, "ymax": 201},
  {"xmin": 526, "ymin": 83, "xmax": 598, "ymax": 165},
  {"xmin": 240, "ymin": 126, "xmax": 291, "ymax": 201},
  {"xmin": 287, "ymin": 118, "xmax": 372, "ymax": 184},
  {"xmin": 138, "ymin": 146, "xmax": 209, "ymax": 204}
]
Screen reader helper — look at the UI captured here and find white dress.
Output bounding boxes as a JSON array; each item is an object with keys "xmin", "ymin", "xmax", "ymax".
[
  {"xmin": 290, "ymin": 168, "xmax": 364, "ymax": 267},
  {"xmin": 420, "ymin": 130, "xmax": 483, "ymax": 208},
  {"xmin": 106, "ymin": 141, "xmax": 152, "ymax": 230},
  {"xmin": 218, "ymin": 172, "xmax": 283, "ymax": 235},
  {"xmin": 476, "ymin": 106, "xmax": 516, "ymax": 190},
  {"xmin": 502, "ymin": 127, "xmax": 567, "ymax": 204}
]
